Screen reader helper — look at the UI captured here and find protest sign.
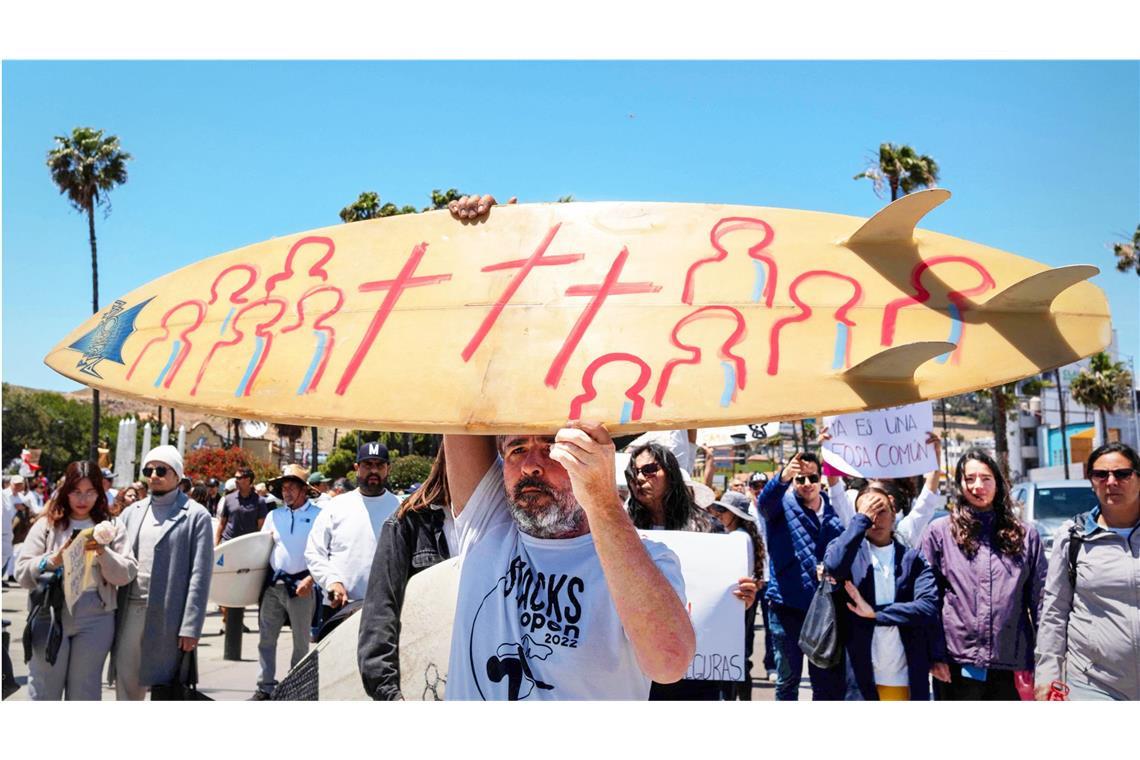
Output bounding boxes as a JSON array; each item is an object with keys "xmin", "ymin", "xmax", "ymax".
[
  {"xmin": 61, "ymin": 531, "xmax": 96, "ymax": 612},
  {"xmin": 821, "ymin": 401, "xmax": 937, "ymax": 479},
  {"xmin": 636, "ymin": 529, "xmax": 749, "ymax": 682}
]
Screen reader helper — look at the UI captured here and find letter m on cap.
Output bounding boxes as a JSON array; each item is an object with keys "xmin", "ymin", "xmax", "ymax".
[{"xmin": 368, "ymin": 443, "xmax": 379, "ymax": 456}]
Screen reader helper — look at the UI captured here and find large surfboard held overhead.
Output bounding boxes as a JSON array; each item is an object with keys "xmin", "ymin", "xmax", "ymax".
[{"xmin": 44, "ymin": 192, "xmax": 1111, "ymax": 432}]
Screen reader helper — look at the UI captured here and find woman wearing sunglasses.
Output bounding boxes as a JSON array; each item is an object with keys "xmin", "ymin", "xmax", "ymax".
[
  {"xmin": 625, "ymin": 442, "xmax": 755, "ymax": 699},
  {"xmin": 1035, "ymin": 442, "xmax": 1140, "ymax": 701},
  {"xmin": 14, "ymin": 461, "xmax": 137, "ymax": 699},
  {"xmin": 919, "ymin": 448, "xmax": 1047, "ymax": 700}
]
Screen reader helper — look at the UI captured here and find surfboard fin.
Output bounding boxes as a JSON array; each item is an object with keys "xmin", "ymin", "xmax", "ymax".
[
  {"xmin": 843, "ymin": 341, "xmax": 957, "ymax": 383},
  {"xmin": 979, "ymin": 265, "xmax": 1099, "ymax": 313},
  {"xmin": 844, "ymin": 189, "xmax": 951, "ymax": 247}
]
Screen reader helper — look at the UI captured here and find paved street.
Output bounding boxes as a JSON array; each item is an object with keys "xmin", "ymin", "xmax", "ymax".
[
  {"xmin": 3, "ymin": 584, "xmax": 294, "ymax": 701},
  {"xmin": 4, "ymin": 583, "xmax": 804, "ymax": 701}
]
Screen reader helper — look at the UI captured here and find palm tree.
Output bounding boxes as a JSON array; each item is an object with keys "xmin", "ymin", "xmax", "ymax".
[
  {"xmin": 1069, "ymin": 352, "xmax": 1133, "ymax": 446},
  {"xmin": 46, "ymin": 127, "xmax": 132, "ymax": 461},
  {"xmin": 854, "ymin": 142, "xmax": 940, "ymax": 202},
  {"xmin": 275, "ymin": 424, "xmax": 305, "ymax": 465},
  {"xmin": 1112, "ymin": 224, "xmax": 1139, "ymax": 276}
]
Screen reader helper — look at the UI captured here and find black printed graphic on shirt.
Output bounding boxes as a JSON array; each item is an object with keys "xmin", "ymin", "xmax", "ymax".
[{"xmin": 468, "ymin": 554, "xmax": 586, "ymax": 700}]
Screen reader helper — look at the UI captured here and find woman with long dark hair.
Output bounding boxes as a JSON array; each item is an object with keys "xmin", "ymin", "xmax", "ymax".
[
  {"xmin": 625, "ymin": 442, "xmax": 755, "ymax": 699},
  {"xmin": 919, "ymin": 448, "xmax": 1047, "ymax": 700},
  {"xmin": 1035, "ymin": 442, "xmax": 1140, "ymax": 700},
  {"xmin": 14, "ymin": 461, "xmax": 137, "ymax": 700},
  {"xmin": 358, "ymin": 444, "xmax": 454, "ymax": 700}
]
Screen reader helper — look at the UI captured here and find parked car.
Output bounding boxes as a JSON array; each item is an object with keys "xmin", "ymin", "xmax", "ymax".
[{"xmin": 1010, "ymin": 480, "xmax": 1099, "ymax": 551}]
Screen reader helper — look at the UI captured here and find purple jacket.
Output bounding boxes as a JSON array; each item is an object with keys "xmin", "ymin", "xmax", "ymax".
[{"xmin": 919, "ymin": 511, "xmax": 1047, "ymax": 671}]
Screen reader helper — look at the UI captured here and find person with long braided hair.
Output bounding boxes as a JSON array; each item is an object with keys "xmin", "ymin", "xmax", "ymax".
[{"xmin": 919, "ymin": 448, "xmax": 1047, "ymax": 700}]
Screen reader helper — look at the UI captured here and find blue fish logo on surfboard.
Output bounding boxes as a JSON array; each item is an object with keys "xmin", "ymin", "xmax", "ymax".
[{"xmin": 66, "ymin": 297, "xmax": 153, "ymax": 379}]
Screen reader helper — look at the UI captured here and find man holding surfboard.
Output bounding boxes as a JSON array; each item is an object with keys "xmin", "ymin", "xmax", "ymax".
[{"xmin": 442, "ymin": 422, "xmax": 696, "ymax": 700}]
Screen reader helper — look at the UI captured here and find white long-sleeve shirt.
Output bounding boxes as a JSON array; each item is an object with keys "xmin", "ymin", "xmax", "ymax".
[{"xmin": 303, "ymin": 488, "xmax": 398, "ymax": 603}]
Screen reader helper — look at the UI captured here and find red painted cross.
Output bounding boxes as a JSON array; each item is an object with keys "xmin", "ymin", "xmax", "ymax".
[
  {"xmin": 460, "ymin": 223, "xmax": 584, "ymax": 363},
  {"xmin": 335, "ymin": 243, "xmax": 452, "ymax": 395},
  {"xmin": 545, "ymin": 247, "xmax": 661, "ymax": 389}
]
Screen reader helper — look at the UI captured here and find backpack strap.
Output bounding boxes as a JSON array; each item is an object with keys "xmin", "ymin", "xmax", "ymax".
[{"xmin": 1066, "ymin": 515, "xmax": 1088, "ymax": 589}]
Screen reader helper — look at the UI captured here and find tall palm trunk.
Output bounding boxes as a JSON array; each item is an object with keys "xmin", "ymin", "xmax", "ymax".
[
  {"xmin": 1054, "ymin": 369, "xmax": 1070, "ymax": 478},
  {"xmin": 88, "ymin": 203, "xmax": 101, "ymax": 462},
  {"xmin": 1098, "ymin": 406, "xmax": 1109, "ymax": 447},
  {"xmin": 992, "ymin": 389, "xmax": 1010, "ymax": 480}
]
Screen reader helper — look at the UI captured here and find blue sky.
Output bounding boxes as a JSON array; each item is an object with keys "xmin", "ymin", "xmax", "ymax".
[{"xmin": 3, "ymin": 60, "xmax": 1137, "ymax": 392}]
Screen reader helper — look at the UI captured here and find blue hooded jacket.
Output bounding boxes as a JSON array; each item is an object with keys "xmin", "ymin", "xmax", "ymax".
[
  {"xmin": 757, "ymin": 477, "xmax": 843, "ymax": 610},
  {"xmin": 824, "ymin": 513, "xmax": 939, "ymax": 700}
]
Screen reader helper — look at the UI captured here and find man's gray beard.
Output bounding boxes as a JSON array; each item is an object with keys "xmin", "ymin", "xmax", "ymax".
[{"xmin": 507, "ymin": 488, "xmax": 587, "ymax": 539}]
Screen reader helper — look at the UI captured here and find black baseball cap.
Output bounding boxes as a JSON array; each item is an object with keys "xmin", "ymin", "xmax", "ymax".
[
  {"xmin": 749, "ymin": 472, "xmax": 768, "ymax": 487},
  {"xmin": 356, "ymin": 441, "xmax": 389, "ymax": 463},
  {"xmin": 206, "ymin": 477, "xmax": 220, "ymax": 487}
]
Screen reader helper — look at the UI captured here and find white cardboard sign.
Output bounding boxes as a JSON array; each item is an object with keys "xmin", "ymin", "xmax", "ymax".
[
  {"xmin": 636, "ymin": 529, "xmax": 749, "ymax": 682},
  {"xmin": 821, "ymin": 402, "xmax": 937, "ymax": 479}
]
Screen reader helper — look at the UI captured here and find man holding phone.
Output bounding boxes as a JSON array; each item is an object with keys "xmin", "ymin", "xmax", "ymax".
[{"xmin": 756, "ymin": 451, "xmax": 845, "ymax": 701}]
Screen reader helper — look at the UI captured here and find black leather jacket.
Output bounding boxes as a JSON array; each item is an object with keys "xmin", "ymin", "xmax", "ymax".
[{"xmin": 357, "ymin": 503, "xmax": 450, "ymax": 700}]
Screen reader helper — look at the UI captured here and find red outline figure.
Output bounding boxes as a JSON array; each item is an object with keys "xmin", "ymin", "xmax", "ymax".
[
  {"xmin": 190, "ymin": 296, "xmax": 289, "ymax": 397},
  {"xmin": 125, "ymin": 300, "xmax": 206, "ymax": 384},
  {"xmin": 653, "ymin": 305, "xmax": 748, "ymax": 407},
  {"xmin": 546, "ymin": 247, "xmax": 662, "ymax": 389},
  {"xmin": 568, "ymin": 353, "xmax": 652, "ymax": 422},
  {"xmin": 461, "ymin": 224, "xmax": 584, "ymax": 362},
  {"xmin": 280, "ymin": 285, "xmax": 346, "ymax": 393},
  {"xmin": 208, "ymin": 264, "xmax": 259, "ymax": 306},
  {"xmin": 264, "ymin": 236, "xmax": 335, "ymax": 296},
  {"xmin": 767, "ymin": 270, "xmax": 863, "ymax": 376},
  {"xmin": 682, "ymin": 217, "xmax": 776, "ymax": 306},
  {"xmin": 880, "ymin": 255, "xmax": 996, "ymax": 358},
  {"xmin": 335, "ymin": 243, "xmax": 452, "ymax": 396}
]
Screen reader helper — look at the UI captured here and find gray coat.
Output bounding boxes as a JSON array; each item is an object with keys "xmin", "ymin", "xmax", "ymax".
[
  {"xmin": 1035, "ymin": 509, "xmax": 1140, "ymax": 700},
  {"xmin": 113, "ymin": 491, "xmax": 214, "ymax": 687}
]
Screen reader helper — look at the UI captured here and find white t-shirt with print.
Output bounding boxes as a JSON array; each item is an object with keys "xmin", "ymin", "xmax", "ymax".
[
  {"xmin": 867, "ymin": 542, "xmax": 908, "ymax": 687},
  {"xmin": 446, "ymin": 462, "xmax": 687, "ymax": 701}
]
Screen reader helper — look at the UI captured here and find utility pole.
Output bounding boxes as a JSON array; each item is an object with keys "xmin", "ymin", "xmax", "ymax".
[{"xmin": 1055, "ymin": 368, "xmax": 1070, "ymax": 479}]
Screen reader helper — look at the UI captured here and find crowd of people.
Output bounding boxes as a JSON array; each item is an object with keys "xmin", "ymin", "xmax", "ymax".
[
  {"xmin": 3, "ymin": 197, "xmax": 1137, "ymax": 702},
  {"xmin": 4, "ymin": 424, "xmax": 1139, "ymax": 702}
]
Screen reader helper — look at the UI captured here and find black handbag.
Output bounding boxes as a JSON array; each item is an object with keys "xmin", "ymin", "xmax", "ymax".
[
  {"xmin": 22, "ymin": 572, "xmax": 64, "ymax": 666},
  {"xmin": 150, "ymin": 649, "xmax": 212, "ymax": 701},
  {"xmin": 798, "ymin": 575, "xmax": 843, "ymax": 669}
]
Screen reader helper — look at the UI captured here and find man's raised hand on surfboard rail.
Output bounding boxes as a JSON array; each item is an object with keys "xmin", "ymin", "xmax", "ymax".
[
  {"xmin": 549, "ymin": 420, "xmax": 620, "ymax": 516},
  {"xmin": 448, "ymin": 193, "xmax": 517, "ymax": 222}
]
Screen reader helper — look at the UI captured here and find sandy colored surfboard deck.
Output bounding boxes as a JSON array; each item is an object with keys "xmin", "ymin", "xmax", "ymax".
[
  {"xmin": 209, "ymin": 532, "xmax": 273, "ymax": 607},
  {"xmin": 44, "ymin": 192, "xmax": 1111, "ymax": 432},
  {"xmin": 399, "ymin": 557, "xmax": 460, "ymax": 701}
]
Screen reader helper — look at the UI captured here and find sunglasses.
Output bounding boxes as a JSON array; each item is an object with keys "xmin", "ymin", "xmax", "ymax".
[
  {"xmin": 631, "ymin": 462, "xmax": 662, "ymax": 478},
  {"xmin": 1090, "ymin": 468, "xmax": 1136, "ymax": 482},
  {"xmin": 142, "ymin": 466, "xmax": 170, "ymax": 478},
  {"xmin": 794, "ymin": 474, "xmax": 821, "ymax": 484}
]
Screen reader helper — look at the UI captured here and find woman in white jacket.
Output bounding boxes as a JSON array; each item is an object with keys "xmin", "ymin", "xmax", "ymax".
[{"xmin": 15, "ymin": 461, "xmax": 137, "ymax": 700}]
